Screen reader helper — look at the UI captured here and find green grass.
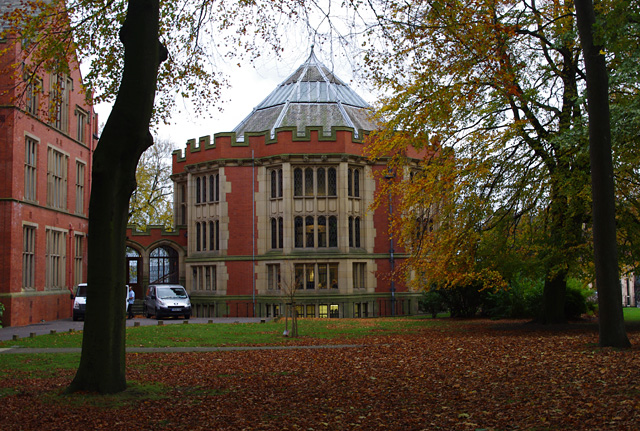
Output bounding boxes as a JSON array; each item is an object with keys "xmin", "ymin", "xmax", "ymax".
[
  {"xmin": 623, "ymin": 307, "xmax": 640, "ymax": 322},
  {"xmin": 0, "ymin": 317, "xmax": 439, "ymax": 349}
]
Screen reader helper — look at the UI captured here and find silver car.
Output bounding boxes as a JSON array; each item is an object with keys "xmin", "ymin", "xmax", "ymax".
[{"xmin": 143, "ymin": 284, "xmax": 191, "ymax": 320}]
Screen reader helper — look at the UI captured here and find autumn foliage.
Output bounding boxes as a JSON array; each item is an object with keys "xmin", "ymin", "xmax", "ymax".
[{"xmin": 1, "ymin": 319, "xmax": 639, "ymax": 430}]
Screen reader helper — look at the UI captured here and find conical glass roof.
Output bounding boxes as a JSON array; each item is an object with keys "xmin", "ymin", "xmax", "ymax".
[{"xmin": 233, "ymin": 49, "xmax": 375, "ymax": 141}]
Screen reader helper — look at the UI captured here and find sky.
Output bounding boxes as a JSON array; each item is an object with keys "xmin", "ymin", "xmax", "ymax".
[{"xmin": 93, "ymin": 49, "xmax": 376, "ymax": 151}]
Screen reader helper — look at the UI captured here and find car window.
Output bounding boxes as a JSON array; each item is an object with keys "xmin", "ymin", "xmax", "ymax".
[
  {"xmin": 157, "ymin": 287, "xmax": 187, "ymax": 299},
  {"xmin": 76, "ymin": 285, "xmax": 87, "ymax": 297}
]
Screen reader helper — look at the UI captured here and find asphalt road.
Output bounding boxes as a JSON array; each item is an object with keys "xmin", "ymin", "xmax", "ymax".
[{"xmin": 0, "ymin": 316, "xmax": 270, "ymax": 342}]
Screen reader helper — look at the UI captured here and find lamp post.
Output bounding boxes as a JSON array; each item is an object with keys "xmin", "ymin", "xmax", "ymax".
[{"xmin": 384, "ymin": 173, "xmax": 396, "ymax": 316}]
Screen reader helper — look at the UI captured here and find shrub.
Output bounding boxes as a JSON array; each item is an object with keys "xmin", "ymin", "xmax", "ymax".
[
  {"xmin": 418, "ymin": 291, "xmax": 446, "ymax": 318},
  {"xmin": 438, "ymin": 283, "xmax": 488, "ymax": 318}
]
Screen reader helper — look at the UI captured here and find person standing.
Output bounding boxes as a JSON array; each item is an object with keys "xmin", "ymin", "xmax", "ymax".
[{"xmin": 127, "ymin": 285, "xmax": 135, "ymax": 319}]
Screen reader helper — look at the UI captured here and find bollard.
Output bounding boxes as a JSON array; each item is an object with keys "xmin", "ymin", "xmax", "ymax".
[
  {"xmin": 68, "ymin": 329, "xmax": 74, "ymax": 333},
  {"xmin": 50, "ymin": 330, "xmax": 56, "ymax": 335},
  {"xmin": 134, "ymin": 321, "xmax": 140, "ymax": 327},
  {"xmin": 208, "ymin": 320, "xmax": 213, "ymax": 324},
  {"xmin": 260, "ymin": 319, "xmax": 266, "ymax": 324},
  {"xmin": 183, "ymin": 320, "xmax": 189, "ymax": 324},
  {"xmin": 30, "ymin": 332, "xmax": 36, "ymax": 338},
  {"xmin": 157, "ymin": 320, "xmax": 164, "ymax": 326},
  {"xmin": 12, "ymin": 335, "xmax": 18, "ymax": 341}
]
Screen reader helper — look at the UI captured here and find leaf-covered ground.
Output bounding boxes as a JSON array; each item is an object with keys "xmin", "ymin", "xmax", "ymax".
[{"xmin": 1, "ymin": 319, "xmax": 639, "ymax": 430}]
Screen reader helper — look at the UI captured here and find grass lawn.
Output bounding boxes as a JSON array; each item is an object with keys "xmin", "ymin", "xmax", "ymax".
[
  {"xmin": 0, "ymin": 317, "xmax": 638, "ymax": 430},
  {"xmin": 623, "ymin": 306, "xmax": 640, "ymax": 322}
]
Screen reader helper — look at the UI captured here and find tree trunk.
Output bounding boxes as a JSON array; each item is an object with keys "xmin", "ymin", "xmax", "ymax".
[
  {"xmin": 542, "ymin": 269, "xmax": 567, "ymax": 324},
  {"xmin": 67, "ymin": 0, "xmax": 167, "ymax": 393},
  {"xmin": 574, "ymin": 0, "xmax": 630, "ymax": 347}
]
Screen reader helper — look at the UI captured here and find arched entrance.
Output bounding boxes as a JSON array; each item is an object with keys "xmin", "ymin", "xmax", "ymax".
[
  {"xmin": 126, "ymin": 247, "xmax": 143, "ymax": 299},
  {"xmin": 149, "ymin": 245, "xmax": 179, "ymax": 285}
]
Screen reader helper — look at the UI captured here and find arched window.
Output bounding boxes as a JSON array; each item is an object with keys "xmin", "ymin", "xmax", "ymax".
[
  {"xmin": 305, "ymin": 216, "xmax": 315, "ymax": 247},
  {"xmin": 294, "ymin": 168, "xmax": 303, "ymax": 196},
  {"xmin": 317, "ymin": 168, "xmax": 326, "ymax": 196},
  {"xmin": 318, "ymin": 216, "xmax": 327, "ymax": 247},
  {"xmin": 196, "ymin": 223, "xmax": 201, "ymax": 251},
  {"xmin": 270, "ymin": 170, "xmax": 277, "ymax": 199},
  {"xmin": 271, "ymin": 218, "xmax": 277, "ymax": 249},
  {"xmin": 195, "ymin": 177, "xmax": 201, "ymax": 204},
  {"xmin": 304, "ymin": 168, "xmax": 314, "ymax": 196},
  {"xmin": 149, "ymin": 245, "xmax": 179, "ymax": 284}
]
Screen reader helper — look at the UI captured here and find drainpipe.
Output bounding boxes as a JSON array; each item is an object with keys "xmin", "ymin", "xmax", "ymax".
[{"xmin": 252, "ymin": 150, "xmax": 256, "ymax": 317}]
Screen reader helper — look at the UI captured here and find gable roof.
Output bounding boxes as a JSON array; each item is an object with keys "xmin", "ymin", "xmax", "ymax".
[{"xmin": 233, "ymin": 49, "xmax": 376, "ymax": 141}]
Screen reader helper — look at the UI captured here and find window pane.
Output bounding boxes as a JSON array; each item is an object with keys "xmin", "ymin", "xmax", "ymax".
[
  {"xmin": 202, "ymin": 176, "xmax": 207, "ymax": 203},
  {"xmin": 209, "ymin": 175, "xmax": 215, "ymax": 201},
  {"xmin": 318, "ymin": 216, "xmax": 326, "ymax": 248},
  {"xmin": 278, "ymin": 217, "xmax": 284, "ymax": 248},
  {"xmin": 294, "ymin": 168, "xmax": 303, "ymax": 196},
  {"xmin": 317, "ymin": 168, "xmax": 326, "ymax": 196},
  {"xmin": 305, "ymin": 168, "xmax": 314, "ymax": 196},
  {"xmin": 196, "ymin": 223, "xmax": 201, "ymax": 251},
  {"xmin": 305, "ymin": 216, "xmax": 315, "ymax": 248},
  {"xmin": 196, "ymin": 178, "xmax": 201, "ymax": 204},
  {"xmin": 278, "ymin": 169, "xmax": 283, "ymax": 197},
  {"xmin": 318, "ymin": 264, "xmax": 328, "ymax": 289},
  {"xmin": 328, "ymin": 168, "xmax": 337, "ymax": 196},
  {"xmin": 329, "ymin": 216, "xmax": 338, "ymax": 247},
  {"xmin": 270, "ymin": 170, "xmax": 277, "ymax": 199},
  {"xmin": 355, "ymin": 217, "xmax": 361, "ymax": 248},
  {"xmin": 349, "ymin": 216, "xmax": 353, "ymax": 248},
  {"xmin": 294, "ymin": 217, "xmax": 303, "ymax": 248},
  {"xmin": 330, "ymin": 264, "xmax": 338, "ymax": 289},
  {"xmin": 271, "ymin": 218, "xmax": 277, "ymax": 249},
  {"xmin": 354, "ymin": 169, "xmax": 360, "ymax": 197},
  {"xmin": 348, "ymin": 168, "xmax": 352, "ymax": 197},
  {"xmin": 305, "ymin": 264, "xmax": 315, "ymax": 290},
  {"xmin": 295, "ymin": 264, "xmax": 304, "ymax": 289}
]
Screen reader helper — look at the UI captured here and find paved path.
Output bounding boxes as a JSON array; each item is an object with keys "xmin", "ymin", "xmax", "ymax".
[{"xmin": 0, "ymin": 317, "xmax": 269, "ymax": 342}]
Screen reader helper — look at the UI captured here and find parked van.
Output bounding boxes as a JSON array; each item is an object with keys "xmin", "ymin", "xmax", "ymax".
[
  {"xmin": 143, "ymin": 284, "xmax": 191, "ymax": 320},
  {"xmin": 72, "ymin": 283, "xmax": 88, "ymax": 321}
]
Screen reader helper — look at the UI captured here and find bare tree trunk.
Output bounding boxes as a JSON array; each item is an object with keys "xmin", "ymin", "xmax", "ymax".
[
  {"xmin": 67, "ymin": 0, "xmax": 167, "ymax": 393},
  {"xmin": 574, "ymin": 0, "xmax": 630, "ymax": 348}
]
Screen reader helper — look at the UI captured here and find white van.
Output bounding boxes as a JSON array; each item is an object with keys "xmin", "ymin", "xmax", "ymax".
[
  {"xmin": 143, "ymin": 284, "xmax": 191, "ymax": 320},
  {"xmin": 72, "ymin": 283, "xmax": 87, "ymax": 321}
]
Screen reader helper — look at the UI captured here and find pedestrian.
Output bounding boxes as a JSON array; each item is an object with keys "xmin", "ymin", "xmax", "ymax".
[{"xmin": 127, "ymin": 285, "xmax": 135, "ymax": 319}]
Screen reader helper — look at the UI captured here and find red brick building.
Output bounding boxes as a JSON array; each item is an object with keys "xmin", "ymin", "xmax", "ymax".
[
  {"xmin": 0, "ymin": 6, "xmax": 97, "ymax": 326},
  {"xmin": 126, "ymin": 51, "xmax": 424, "ymax": 318}
]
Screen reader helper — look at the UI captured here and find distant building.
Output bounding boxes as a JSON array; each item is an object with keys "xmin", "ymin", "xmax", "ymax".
[
  {"xmin": 0, "ymin": 1, "xmax": 97, "ymax": 326},
  {"xmin": 126, "ymin": 51, "xmax": 424, "ymax": 318}
]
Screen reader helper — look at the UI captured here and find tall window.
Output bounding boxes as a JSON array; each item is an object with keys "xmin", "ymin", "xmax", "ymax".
[
  {"xmin": 74, "ymin": 235, "xmax": 83, "ymax": 285},
  {"xmin": 348, "ymin": 167, "xmax": 361, "ymax": 198},
  {"xmin": 271, "ymin": 217, "xmax": 283, "ymax": 249},
  {"xmin": 196, "ymin": 222, "xmax": 201, "ymax": 251},
  {"xmin": 349, "ymin": 216, "xmax": 361, "ymax": 248},
  {"xmin": 270, "ymin": 168, "xmax": 283, "ymax": 199},
  {"xmin": 209, "ymin": 173, "xmax": 219, "ymax": 202},
  {"xmin": 267, "ymin": 264, "xmax": 281, "ymax": 290},
  {"xmin": 192, "ymin": 265, "xmax": 217, "ymax": 291},
  {"xmin": 353, "ymin": 263, "xmax": 366, "ymax": 289},
  {"xmin": 149, "ymin": 246, "xmax": 179, "ymax": 284},
  {"xmin": 209, "ymin": 220, "xmax": 220, "ymax": 251},
  {"xmin": 25, "ymin": 77, "xmax": 40, "ymax": 116},
  {"xmin": 196, "ymin": 177, "xmax": 201, "ymax": 204},
  {"xmin": 294, "ymin": 263, "xmax": 338, "ymax": 290},
  {"xmin": 75, "ymin": 161, "xmax": 85, "ymax": 215},
  {"xmin": 51, "ymin": 74, "xmax": 71, "ymax": 133},
  {"xmin": 22, "ymin": 225, "xmax": 36, "ymax": 290},
  {"xmin": 76, "ymin": 109, "xmax": 88, "ymax": 143},
  {"xmin": 45, "ymin": 228, "xmax": 66, "ymax": 290},
  {"xmin": 294, "ymin": 216, "xmax": 337, "ymax": 248},
  {"xmin": 24, "ymin": 137, "xmax": 37, "ymax": 202},
  {"xmin": 47, "ymin": 147, "xmax": 68, "ymax": 210},
  {"xmin": 293, "ymin": 167, "xmax": 337, "ymax": 197}
]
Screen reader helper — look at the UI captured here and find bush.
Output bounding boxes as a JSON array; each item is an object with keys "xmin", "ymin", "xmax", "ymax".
[
  {"xmin": 419, "ymin": 291, "xmax": 446, "ymax": 318},
  {"xmin": 438, "ymin": 283, "xmax": 488, "ymax": 318},
  {"xmin": 482, "ymin": 276, "xmax": 596, "ymax": 320}
]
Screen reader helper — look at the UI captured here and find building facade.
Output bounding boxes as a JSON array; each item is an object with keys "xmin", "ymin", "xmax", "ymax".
[
  {"xmin": 126, "ymin": 51, "xmax": 423, "ymax": 318},
  {"xmin": 0, "ymin": 8, "xmax": 97, "ymax": 326}
]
